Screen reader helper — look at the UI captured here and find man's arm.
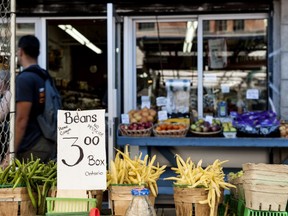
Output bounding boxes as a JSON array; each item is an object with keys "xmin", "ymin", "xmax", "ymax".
[
  {"xmin": 0, "ymin": 90, "xmax": 11, "ymax": 122},
  {"xmin": 14, "ymin": 101, "xmax": 32, "ymax": 152}
]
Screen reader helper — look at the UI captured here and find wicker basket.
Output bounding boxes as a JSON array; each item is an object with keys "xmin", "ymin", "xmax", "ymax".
[
  {"xmin": 118, "ymin": 124, "xmax": 152, "ymax": 137},
  {"xmin": 173, "ymin": 187, "xmax": 219, "ymax": 216},
  {"xmin": 0, "ymin": 187, "xmax": 37, "ymax": 216},
  {"xmin": 279, "ymin": 122, "xmax": 288, "ymax": 138},
  {"xmin": 229, "ymin": 176, "xmax": 244, "ymax": 201},
  {"xmin": 190, "ymin": 129, "xmax": 222, "ymax": 137},
  {"xmin": 153, "ymin": 123, "xmax": 188, "ymax": 137}
]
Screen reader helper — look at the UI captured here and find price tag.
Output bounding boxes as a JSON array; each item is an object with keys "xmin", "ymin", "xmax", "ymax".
[
  {"xmin": 121, "ymin": 114, "xmax": 130, "ymax": 124},
  {"xmin": 141, "ymin": 96, "xmax": 151, "ymax": 109},
  {"xmin": 158, "ymin": 110, "xmax": 168, "ymax": 121},
  {"xmin": 156, "ymin": 97, "xmax": 167, "ymax": 107},
  {"xmin": 141, "ymin": 101, "xmax": 151, "ymax": 109},
  {"xmin": 57, "ymin": 110, "xmax": 106, "ymax": 190},
  {"xmin": 205, "ymin": 115, "xmax": 213, "ymax": 124},
  {"xmin": 221, "ymin": 84, "xmax": 230, "ymax": 93},
  {"xmin": 246, "ymin": 89, "xmax": 259, "ymax": 99}
]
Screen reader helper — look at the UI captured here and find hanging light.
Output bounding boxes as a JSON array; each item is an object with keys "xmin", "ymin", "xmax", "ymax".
[{"xmin": 58, "ymin": 24, "xmax": 102, "ymax": 54}]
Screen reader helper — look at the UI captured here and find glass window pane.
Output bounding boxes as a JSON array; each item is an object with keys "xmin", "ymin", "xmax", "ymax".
[
  {"xmin": 202, "ymin": 19, "xmax": 268, "ymax": 117},
  {"xmin": 135, "ymin": 20, "xmax": 198, "ymax": 114},
  {"xmin": 16, "ymin": 23, "xmax": 35, "ymax": 44},
  {"xmin": 15, "ymin": 23, "xmax": 35, "ymax": 71}
]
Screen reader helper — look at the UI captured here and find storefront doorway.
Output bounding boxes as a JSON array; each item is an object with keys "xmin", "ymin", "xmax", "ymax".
[{"xmin": 46, "ymin": 19, "xmax": 108, "ymax": 111}]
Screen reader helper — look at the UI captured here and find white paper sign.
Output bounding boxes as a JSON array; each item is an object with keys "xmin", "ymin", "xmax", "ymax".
[
  {"xmin": 141, "ymin": 96, "xmax": 151, "ymax": 109},
  {"xmin": 221, "ymin": 84, "xmax": 230, "ymax": 93},
  {"xmin": 121, "ymin": 114, "xmax": 130, "ymax": 124},
  {"xmin": 158, "ymin": 110, "xmax": 168, "ymax": 121},
  {"xmin": 57, "ymin": 110, "xmax": 106, "ymax": 190},
  {"xmin": 204, "ymin": 74, "xmax": 217, "ymax": 82},
  {"xmin": 205, "ymin": 115, "xmax": 213, "ymax": 124},
  {"xmin": 208, "ymin": 38, "xmax": 227, "ymax": 69},
  {"xmin": 156, "ymin": 97, "xmax": 167, "ymax": 107},
  {"xmin": 141, "ymin": 101, "xmax": 151, "ymax": 109},
  {"xmin": 246, "ymin": 89, "xmax": 259, "ymax": 99}
]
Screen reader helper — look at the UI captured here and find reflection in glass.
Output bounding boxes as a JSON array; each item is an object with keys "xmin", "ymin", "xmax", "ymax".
[
  {"xmin": 16, "ymin": 23, "xmax": 35, "ymax": 44},
  {"xmin": 135, "ymin": 20, "xmax": 198, "ymax": 114},
  {"xmin": 135, "ymin": 18, "xmax": 268, "ymax": 118},
  {"xmin": 16, "ymin": 23, "xmax": 35, "ymax": 72},
  {"xmin": 203, "ymin": 19, "xmax": 268, "ymax": 117}
]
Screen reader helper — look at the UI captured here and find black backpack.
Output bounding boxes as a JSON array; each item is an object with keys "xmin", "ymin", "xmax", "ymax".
[{"xmin": 22, "ymin": 66, "xmax": 62, "ymax": 142}]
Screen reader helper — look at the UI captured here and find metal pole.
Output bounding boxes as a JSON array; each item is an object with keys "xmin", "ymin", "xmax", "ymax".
[{"xmin": 9, "ymin": 0, "xmax": 16, "ymax": 159}]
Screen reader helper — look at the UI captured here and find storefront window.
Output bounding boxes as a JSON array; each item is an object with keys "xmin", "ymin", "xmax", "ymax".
[
  {"xmin": 134, "ymin": 17, "xmax": 268, "ymax": 118},
  {"xmin": 16, "ymin": 23, "xmax": 35, "ymax": 39},
  {"xmin": 202, "ymin": 18, "xmax": 268, "ymax": 117}
]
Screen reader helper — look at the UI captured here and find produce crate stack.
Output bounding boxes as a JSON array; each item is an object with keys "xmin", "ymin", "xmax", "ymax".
[{"xmin": 242, "ymin": 163, "xmax": 288, "ymax": 215}]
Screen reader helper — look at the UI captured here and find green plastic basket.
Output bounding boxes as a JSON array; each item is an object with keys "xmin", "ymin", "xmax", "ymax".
[
  {"xmin": 237, "ymin": 199, "xmax": 245, "ymax": 216},
  {"xmin": 45, "ymin": 197, "xmax": 97, "ymax": 216},
  {"xmin": 244, "ymin": 207, "xmax": 288, "ymax": 216}
]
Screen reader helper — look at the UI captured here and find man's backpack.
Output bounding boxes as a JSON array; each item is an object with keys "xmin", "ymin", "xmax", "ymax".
[{"xmin": 22, "ymin": 66, "xmax": 62, "ymax": 142}]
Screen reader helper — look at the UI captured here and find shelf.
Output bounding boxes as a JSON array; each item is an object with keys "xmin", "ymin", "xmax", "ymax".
[{"xmin": 117, "ymin": 136, "xmax": 288, "ymax": 148}]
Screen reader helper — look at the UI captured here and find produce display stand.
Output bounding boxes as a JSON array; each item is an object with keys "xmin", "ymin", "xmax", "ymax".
[
  {"xmin": 0, "ymin": 187, "xmax": 37, "ymax": 216},
  {"xmin": 117, "ymin": 135, "xmax": 288, "ymax": 215},
  {"xmin": 117, "ymin": 136, "xmax": 288, "ymax": 148}
]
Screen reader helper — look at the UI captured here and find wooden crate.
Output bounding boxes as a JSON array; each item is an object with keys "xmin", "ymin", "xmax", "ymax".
[
  {"xmin": 0, "ymin": 187, "xmax": 36, "ymax": 216},
  {"xmin": 173, "ymin": 187, "xmax": 218, "ymax": 216},
  {"xmin": 109, "ymin": 185, "xmax": 155, "ymax": 216}
]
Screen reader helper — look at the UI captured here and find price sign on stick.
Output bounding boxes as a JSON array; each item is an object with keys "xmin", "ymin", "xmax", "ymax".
[{"xmin": 57, "ymin": 110, "xmax": 106, "ymax": 190}]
